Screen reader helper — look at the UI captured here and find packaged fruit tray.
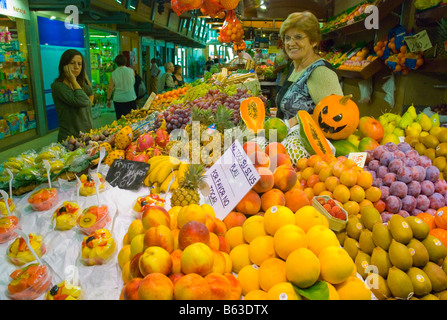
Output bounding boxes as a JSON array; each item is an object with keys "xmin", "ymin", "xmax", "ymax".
[{"xmin": 312, "ymin": 195, "xmax": 348, "ymax": 232}]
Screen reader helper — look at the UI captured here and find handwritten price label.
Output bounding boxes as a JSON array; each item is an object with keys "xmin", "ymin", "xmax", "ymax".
[
  {"xmin": 404, "ymin": 30, "xmax": 432, "ymax": 53},
  {"xmin": 105, "ymin": 160, "xmax": 150, "ymax": 190},
  {"xmin": 348, "ymin": 152, "xmax": 368, "ymax": 168}
]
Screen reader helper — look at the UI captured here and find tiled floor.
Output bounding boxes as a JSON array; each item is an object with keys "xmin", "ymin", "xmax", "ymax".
[{"xmin": 1, "ymin": 112, "xmax": 117, "ymax": 161}]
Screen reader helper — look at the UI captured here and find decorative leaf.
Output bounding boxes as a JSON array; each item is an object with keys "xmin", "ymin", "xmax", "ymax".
[{"xmin": 293, "ymin": 281, "xmax": 330, "ymax": 300}]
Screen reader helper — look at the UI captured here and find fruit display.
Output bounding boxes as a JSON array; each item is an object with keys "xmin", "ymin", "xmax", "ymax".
[
  {"xmin": 52, "ymin": 201, "xmax": 81, "ymax": 231},
  {"xmin": 218, "ymin": 10, "xmax": 244, "ymax": 44},
  {"xmin": 314, "ymin": 196, "xmax": 348, "ymax": 231},
  {"xmin": 0, "ymin": 215, "xmax": 19, "ymax": 243},
  {"xmin": 81, "ymin": 228, "xmax": 116, "ymax": 266},
  {"xmin": 78, "ymin": 173, "xmax": 106, "ymax": 196},
  {"xmin": 0, "ymin": 197, "xmax": 15, "ymax": 215},
  {"xmin": 77, "ymin": 205, "xmax": 111, "ymax": 235},
  {"xmin": 45, "ymin": 281, "xmax": 82, "ymax": 300},
  {"xmin": 363, "ymin": 141, "xmax": 447, "ymax": 220},
  {"xmin": 143, "ymin": 156, "xmax": 187, "ymax": 193},
  {"xmin": 27, "ymin": 187, "xmax": 58, "ymax": 211},
  {"xmin": 7, "ymin": 233, "xmax": 46, "ymax": 266},
  {"xmin": 340, "ymin": 205, "xmax": 447, "ymax": 300},
  {"xmin": 133, "ymin": 193, "xmax": 166, "ymax": 219},
  {"xmin": 7, "ymin": 264, "xmax": 52, "ymax": 300},
  {"xmin": 118, "ymin": 202, "xmax": 243, "ymax": 300}
]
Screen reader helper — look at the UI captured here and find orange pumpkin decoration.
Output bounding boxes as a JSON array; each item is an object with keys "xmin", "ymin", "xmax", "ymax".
[
  {"xmin": 434, "ymin": 207, "xmax": 447, "ymax": 229},
  {"xmin": 417, "ymin": 212, "xmax": 436, "ymax": 230},
  {"xmin": 312, "ymin": 94, "xmax": 359, "ymax": 140},
  {"xmin": 430, "ymin": 228, "xmax": 447, "ymax": 248},
  {"xmin": 240, "ymin": 97, "xmax": 265, "ymax": 133}
]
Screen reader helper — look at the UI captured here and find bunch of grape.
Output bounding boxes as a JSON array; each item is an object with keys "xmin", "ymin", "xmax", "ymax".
[{"xmin": 154, "ymin": 104, "xmax": 192, "ymax": 132}]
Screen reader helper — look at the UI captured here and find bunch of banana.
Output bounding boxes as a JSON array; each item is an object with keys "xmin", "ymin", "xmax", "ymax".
[{"xmin": 143, "ymin": 155, "xmax": 189, "ymax": 193}]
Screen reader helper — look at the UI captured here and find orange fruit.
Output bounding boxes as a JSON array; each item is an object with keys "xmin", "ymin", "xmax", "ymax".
[
  {"xmin": 306, "ymin": 224, "xmax": 340, "ymax": 256},
  {"xmin": 357, "ymin": 171, "xmax": 373, "ymax": 189},
  {"xmin": 318, "ymin": 246, "xmax": 355, "ymax": 285},
  {"xmin": 229, "ymin": 244, "xmax": 250, "ymax": 273},
  {"xmin": 333, "ymin": 184, "xmax": 350, "ymax": 204},
  {"xmin": 285, "ymin": 248, "xmax": 320, "ymax": 289},
  {"xmin": 258, "ymin": 257, "xmax": 287, "ymax": 292},
  {"xmin": 244, "ymin": 289, "xmax": 268, "ymax": 300},
  {"xmin": 343, "ymin": 201, "xmax": 360, "ymax": 216},
  {"xmin": 307, "ymin": 155, "xmax": 322, "ymax": 168},
  {"xmin": 365, "ymin": 186, "xmax": 381, "ymax": 203},
  {"xmin": 295, "ymin": 205, "xmax": 328, "ymax": 232},
  {"xmin": 339, "ymin": 169, "xmax": 358, "ymax": 187},
  {"xmin": 263, "ymin": 205, "xmax": 295, "ymax": 236},
  {"xmin": 349, "ymin": 185, "xmax": 366, "ymax": 203},
  {"xmin": 267, "ymin": 282, "xmax": 301, "ymax": 300},
  {"xmin": 273, "ymin": 224, "xmax": 308, "ymax": 260},
  {"xmin": 301, "ymin": 167, "xmax": 315, "ymax": 181},
  {"xmin": 242, "ymin": 215, "xmax": 266, "ymax": 243},
  {"xmin": 306, "ymin": 174, "xmax": 320, "ymax": 188},
  {"xmin": 248, "ymin": 235, "xmax": 277, "ymax": 266},
  {"xmin": 313, "ymin": 182, "xmax": 327, "ymax": 196},
  {"xmin": 318, "ymin": 166, "xmax": 333, "ymax": 182},
  {"xmin": 325, "ymin": 176, "xmax": 340, "ymax": 192},
  {"xmin": 237, "ymin": 264, "xmax": 260, "ymax": 296}
]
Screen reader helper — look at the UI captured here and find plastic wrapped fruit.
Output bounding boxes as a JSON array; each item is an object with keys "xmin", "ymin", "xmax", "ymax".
[
  {"xmin": 0, "ymin": 197, "xmax": 15, "ymax": 215},
  {"xmin": 78, "ymin": 173, "xmax": 105, "ymax": 196},
  {"xmin": 7, "ymin": 233, "xmax": 46, "ymax": 266},
  {"xmin": 0, "ymin": 215, "xmax": 19, "ymax": 243},
  {"xmin": 52, "ymin": 201, "xmax": 81, "ymax": 230},
  {"xmin": 77, "ymin": 205, "xmax": 111, "ymax": 235},
  {"xmin": 28, "ymin": 188, "xmax": 58, "ymax": 211},
  {"xmin": 133, "ymin": 194, "xmax": 165, "ymax": 218},
  {"xmin": 81, "ymin": 228, "xmax": 116, "ymax": 266},
  {"xmin": 8, "ymin": 264, "xmax": 52, "ymax": 300},
  {"xmin": 45, "ymin": 281, "xmax": 82, "ymax": 300}
]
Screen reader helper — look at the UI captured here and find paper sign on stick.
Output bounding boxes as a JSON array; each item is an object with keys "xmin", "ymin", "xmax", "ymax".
[
  {"xmin": 203, "ymin": 140, "xmax": 260, "ymax": 220},
  {"xmin": 348, "ymin": 152, "xmax": 367, "ymax": 168}
]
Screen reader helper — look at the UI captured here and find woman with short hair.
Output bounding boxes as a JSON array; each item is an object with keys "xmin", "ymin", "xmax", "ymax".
[{"xmin": 275, "ymin": 11, "xmax": 343, "ymax": 128}]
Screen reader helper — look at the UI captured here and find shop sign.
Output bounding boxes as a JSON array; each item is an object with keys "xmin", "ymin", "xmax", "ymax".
[
  {"xmin": 404, "ymin": 30, "xmax": 432, "ymax": 53},
  {"xmin": 203, "ymin": 140, "xmax": 260, "ymax": 220},
  {"xmin": 0, "ymin": 0, "xmax": 30, "ymax": 20}
]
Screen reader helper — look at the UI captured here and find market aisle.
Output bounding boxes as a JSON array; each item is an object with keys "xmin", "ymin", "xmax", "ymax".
[{"xmin": 1, "ymin": 112, "xmax": 117, "ymax": 162}]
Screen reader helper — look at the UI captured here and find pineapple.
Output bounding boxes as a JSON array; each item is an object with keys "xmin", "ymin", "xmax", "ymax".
[{"xmin": 170, "ymin": 164, "xmax": 206, "ymax": 207}]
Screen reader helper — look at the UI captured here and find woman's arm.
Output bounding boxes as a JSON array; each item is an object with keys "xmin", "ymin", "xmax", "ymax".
[
  {"xmin": 52, "ymin": 82, "xmax": 91, "ymax": 109},
  {"xmin": 308, "ymin": 66, "xmax": 343, "ymax": 105},
  {"xmin": 166, "ymin": 74, "xmax": 175, "ymax": 89}
]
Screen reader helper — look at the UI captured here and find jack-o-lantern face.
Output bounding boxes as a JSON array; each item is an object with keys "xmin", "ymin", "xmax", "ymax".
[{"xmin": 312, "ymin": 94, "xmax": 359, "ymax": 140}]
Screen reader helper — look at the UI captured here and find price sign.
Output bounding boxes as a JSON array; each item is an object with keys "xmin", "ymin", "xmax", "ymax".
[
  {"xmin": 203, "ymin": 140, "xmax": 260, "ymax": 220},
  {"xmin": 142, "ymin": 92, "xmax": 157, "ymax": 110},
  {"xmin": 404, "ymin": 30, "xmax": 432, "ymax": 53},
  {"xmin": 105, "ymin": 159, "xmax": 150, "ymax": 190},
  {"xmin": 348, "ymin": 152, "xmax": 368, "ymax": 168}
]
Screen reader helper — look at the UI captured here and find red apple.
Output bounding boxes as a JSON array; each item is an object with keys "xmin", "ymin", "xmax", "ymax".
[{"xmin": 178, "ymin": 221, "xmax": 210, "ymax": 250}]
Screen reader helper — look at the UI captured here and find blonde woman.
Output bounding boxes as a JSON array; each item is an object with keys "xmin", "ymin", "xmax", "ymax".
[{"xmin": 275, "ymin": 11, "xmax": 343, "ymax": 128}]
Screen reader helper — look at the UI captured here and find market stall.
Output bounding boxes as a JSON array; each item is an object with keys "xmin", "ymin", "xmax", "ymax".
[{"xmin": 1, "ymin": 0, "xmax": 447, "ymax": 303}]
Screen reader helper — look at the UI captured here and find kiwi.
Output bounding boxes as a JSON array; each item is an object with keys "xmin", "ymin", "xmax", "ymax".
[{"xmin": 79, "ymin": 213, "xmax": 97, "ymax": 228}]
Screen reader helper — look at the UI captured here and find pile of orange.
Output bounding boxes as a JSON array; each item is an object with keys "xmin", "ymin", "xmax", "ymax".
[
  {"xmin": 418, "ymin": 209, "xmax": 447, "ymax": 248},
  {"xmin": 295, "ymin": 154, "xmax": 383, "ymax": 217},
  {"xmin": 227, "ymin": 204, "xmax": 371, "ymax": 300}
]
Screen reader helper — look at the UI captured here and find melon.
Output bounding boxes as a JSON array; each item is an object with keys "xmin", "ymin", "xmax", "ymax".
[
  {"xmin": 263, "ymin": 118, "xmax": 288, "ymax": 142},
  {"xmin": 331, "ymin": 139, "xmax": 359, "ymax": 157}
]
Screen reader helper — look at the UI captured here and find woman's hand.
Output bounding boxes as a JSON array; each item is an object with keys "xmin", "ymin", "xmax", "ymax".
[{"xmin": 64, "ymin": 65, "xmax": 76, "ymax": 83}]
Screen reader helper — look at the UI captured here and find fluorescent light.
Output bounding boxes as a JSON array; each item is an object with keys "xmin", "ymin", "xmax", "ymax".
[
  {"xmin": 260, "ymin": 4, "xmax": 266, "ymax": 10},
  {"xmin": 50, "ymin": 16, "xmax": 56, "ymax": 20}
]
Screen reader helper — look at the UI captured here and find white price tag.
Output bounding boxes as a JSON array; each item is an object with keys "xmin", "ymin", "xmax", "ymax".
[
  {"xmin": 142, "ymin": 92, "xmax": 157, "ymax": 110},
  {"xmin": 204, "ymin": 140, "xmax": 260, "ymax": 220},
  {"xmin": 348, "ymin": 152, "xmax": 368, "ymax": 168},
  {"xmin": 404, "ymin": 30, "xmax": 432, "ymax": 53}
]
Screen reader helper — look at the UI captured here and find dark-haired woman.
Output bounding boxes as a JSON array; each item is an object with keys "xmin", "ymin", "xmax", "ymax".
[
  {"xmin": 51, "ymin": 49, "xmax": 94, "ymax": 142},
  {"xmin": 106, "ymin": 54, "xmax": 137, "ymax": 120},
  {"xmin": 173, "ymin": 65, "xmax": 185, "ymax": 88}
]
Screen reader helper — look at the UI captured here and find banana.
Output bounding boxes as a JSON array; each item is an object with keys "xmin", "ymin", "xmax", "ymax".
[
  {"xmin": 155, "ymin": 158, "xmax": 181, "ymax": 184},
  {"xmin": 3, "ymin": 161, "xmax": 23, "ymax": 170},
  {"xmin": 147, "ymin": 155, "xmax": 169, "ymax": 165},
  {"xmin": 176, "ymin": 161, "xmax": 189, "ymax": 185},
  {"xmin": 160, "ymin": 171, "xmax": 175, "ymax": 193},
  {"xmin": 148, "ymin": 159, "xmax": 169, "ymax": 183},
  {"xmin": 143, "ymin": 173, "xmax": 151, "ymax": 187}
]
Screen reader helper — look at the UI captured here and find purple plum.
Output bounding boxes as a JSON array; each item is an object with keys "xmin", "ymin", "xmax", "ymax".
[
  {"xmin": 393, "ymin": 150, "xmax": 406, "ymax": 160},
  {"xmin": 380, "ymin": 186, "xmax": 390, "ymax": 200},
  {"xmin": 411, "ymin": 208, "xmax": 423, "ymax": 216},
  {"xmin": 372, "ymin": 178, "xmax": 383, "ymax": 188},
  {"xmin": 377, "ymin": 166, "xmax": 389, "ymax": 179},
  {"xmin": 404, "ymin": 158, "xmax": 418, "ymax": 167},
  {"xmin": 386, "ymin": 195, "xmax": 402, "ymax": 213},
  {"xmin": 416, "ymin": 194, "xmax": 430, "ymax": 211},
  {"xmin": 434, "ymin": 180, "xmax": 447, "ymax": 195},
  {"xmin": 429, "ymin": 192, "xmax": 445, "ymax": 210},
  {"xmin": 381, "ymin": 212, "xmax": 394, "ymax": 223},
  {"xmin": 380, "ymin": 151, "xmax": 395, "ymax": 167},
  {"xmin": 401, "ymin": 195, "xmax": 417, "ymax": 213},
  {"xmin": 405, "ymin": 149, "xmax": 420, "ymax": 159},
  {"xmin": 390, "ymin": 181, "xmax": 409, "ymax": 198},
  {"xmin": 425, "ymin": 165, "xmax": 440, "ymax": 182},
  {"xmin": 383, "ymin": 172, "xmax": 396, "ymax": 186},
  {"xmin": 418, "ymin": 155, "xmax": 432, "ymax": 168},
  {"xmin": 407, "ymin": 181, "xmax": 422, "ymax": 197},
  {"xmin": 397, "ymin": 142, "xmax": 412, "ymax": 153},
  {"xmin": 388, "ymin": 159, "xmax": 404, "ymax": 173},
  {"xmin": 372, "ymin": 145, "xmax": 387, "ymax": 160},
  {"xmin": 368, "ymin": 159, "xmax": 380, "ymax": 172},
  {"xmin": 396, "ymin": 166, "xmax": 413, "ymax": 184},
  {"xmin": 397, "ymin": 210, "xmax": 410, "ymax": 218},
  {"xmin": 421, "ymin": 180, "xmax": 435, "ymax": 196},
  {"xmin": 411, "ymin": 166, "xmax": 426, "ymax": 182},
  {"xmin": 384, "ymin": 142, "xmax": 398, "ymax": 152}
]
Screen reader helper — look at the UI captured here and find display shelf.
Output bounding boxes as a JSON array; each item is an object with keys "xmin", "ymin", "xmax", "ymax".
[
  {"xmin": 0, "ymin": 129, "xmax": 37, "ymax": 151},
  {"xmin": 322, "ymin": 0, "xmax": 405, "ymax": 40},
  {"xmin": 417, "ymin": 58, "xmax": 447, "ymax": 73},
  {"xmin": 335, "ymin": 57, "xmax": 385, "ymax": 79},
  {"xmin": 415, "ymin": 4, "xmax": 447, "ymax": 27}
]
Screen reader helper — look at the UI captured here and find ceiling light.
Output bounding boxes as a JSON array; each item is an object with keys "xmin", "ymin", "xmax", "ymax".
[
  {"xmin": 50, "ymin": 16, "xmax": 56, "ymax": 20},
  {"xmin": 260, "ymin": 4, "xmax": 266, "ymax": 10}
]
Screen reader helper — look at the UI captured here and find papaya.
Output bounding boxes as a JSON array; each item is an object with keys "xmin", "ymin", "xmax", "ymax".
[
  {"xmin": 240, "ymin": 97, "xmax": 265, "ymax": 133},
  {"xmin": 331, "ymin": 139, "xmax": 359, "ymax": 157},
  {"xmin": 297, "ymin": 110, "xmax": 333, "ymax": 157}
]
